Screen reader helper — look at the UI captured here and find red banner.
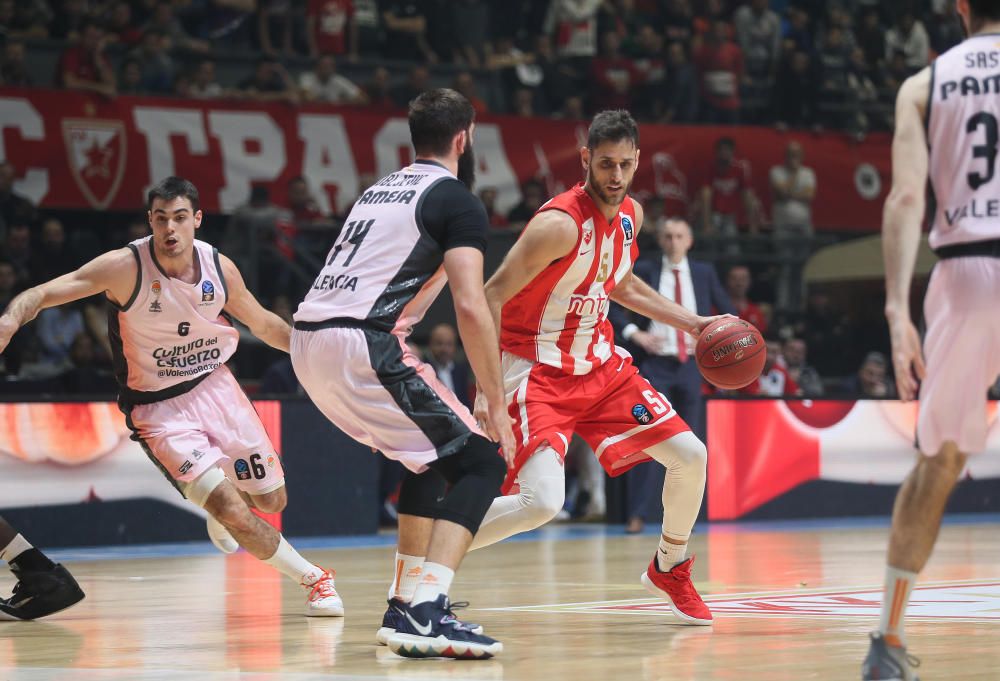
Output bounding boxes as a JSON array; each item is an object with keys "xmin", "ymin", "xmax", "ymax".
[
  {"xmin": 706, "ymin": 399, "xmax": 1000, "ymax": 520},
  {"xmin": 0, "ymin": 87, "xmax": 891, "ymax": 230}
]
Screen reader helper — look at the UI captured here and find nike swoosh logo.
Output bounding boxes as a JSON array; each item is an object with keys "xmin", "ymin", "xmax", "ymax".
[
  {"xmin": 580, "ymin": 249, "xmax": 594, "ymax": 255},
  {"xmin": 405, "ymin": 611, "xmax": 433, "ymax": 636},
  {"xmin": 617, "ymin": 359, "xmax": 625, "ymax": 372}
]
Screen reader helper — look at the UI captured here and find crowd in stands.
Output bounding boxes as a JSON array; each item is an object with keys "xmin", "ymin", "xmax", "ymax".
[
  {"xmin": 0, "ymin": 0, "xmax": 967, "ymax": 394},
  {"xmin": 0, "ymin": 1, "xmax": 962, "ymax": 131}
]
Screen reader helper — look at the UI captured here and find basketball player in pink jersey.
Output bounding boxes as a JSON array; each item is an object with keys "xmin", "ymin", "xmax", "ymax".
[
  {"xmin": 0, "ymin": 177, "xmax": 343, "ymax": 617},
  {"xmin": 0, "ymin": 515, "xmax": 84, "ymax": 620},
  {"xmin": 866, "ymin": 2, "xmax": 1000, "ymax": 678},
  {"xmin": 469, "ymin": 110, "xmax": 731, "ymax": 626}
]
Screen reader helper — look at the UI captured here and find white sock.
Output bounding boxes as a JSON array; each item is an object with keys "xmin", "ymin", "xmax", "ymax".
[
  {"xmin": 657, "ymin": 538, "xmax": 688, "ymax": 572},
  {"xmin": 388, "ymin": 552, "xmax": 424, "ymax": 601},
  {"xmin": 263, "ymin": 536, "xmax": 324, "ymax": 586},
  {"xmin": 0, "ymin": 534, "xmax": 32, "ymax": 564},
  {"xmin": 411, "ymin": 562, "xmax": 454, "ymax": 606},
  {"xmin": 879, "ymin": 566, "xmax": 917, "ymax": 646}
]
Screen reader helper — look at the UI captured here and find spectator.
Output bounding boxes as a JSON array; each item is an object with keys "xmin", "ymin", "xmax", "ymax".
[
  {"xmin": 50, "ymin": 0, "xmax": 88, "ymax": 40},
  {"xmin": 511, "ymin": 88, "xmax": 536, "ymax": 118},
  {"xmin": 856, "ymin": 7, "xmax": 885, "ymax": 69},
  {"xmin": 783, "ymin": 337, "xmax": 823, "ymax": 396},
  {"xmin": 883, "ymin": 49, "xmax": 913, "ymax": 96},
  {"xmin": 224, "ymin": 184, "xmax": 294, "ymax": 296},
  {"xmin": 238, "ymin": 57, "xmax": 298, "ymax": 104},
  {"xmin": 57, "ymin": 19, "xmax": 116, "ymax": 97},
  {"xmin": 885, "ymin": 11, "xmax": 929, "ymax": 71},
  {"xmin": 747, "ymin": 338, "xmax": 799, "ymax": 396},
  {"xmin": 783, "ymin": 6, "xmax": 814, "ymax": 54},
  {"xmin": 0, "ymin": 41, "xmax": 32, "ymax": 87},
  {"xmin": 699, "ymin": 137, "xmax": 759, "ymax": 244},
  {"xmin": 725, "ymin": 265, "xmax": 768, "ymax": 335},
  {"xmin": 59, "ymin": 332, "xmax": 117, "ymax": 394},
  {"xmin": 694, "ymin": 20, "xmax": 745, "ymax": 124},
  {"xmin": 299, "ymin": 55, "xmax": 367, "ymax": 104},
  {"xmin": 770, "ymin": 140, "xmax": 816, "ymax": 310},
  {"xmin": 285, "ymin": 175, "xmax": 334, "ymax": 256},
  {"xmin": 692, "ymin": 0, "xmax": 728, "ymax": 39},
  {"xmin": 6, "ymin": 0, "xmax": 51, "ymax": 39},
  {"xmin": 558, "ymin": 95, "xmax": 586, "ymax": 120},
  {"xmin": 189, "ymin": 59, "xmax": 224, "ymax": 99},
  {"xmin": 380, "ymin": 1, "xmax": 436, "ymax": 62},
  {"xmin": 453, "ymin": 0, "xmax": 490, "ymax": 69},
  {"xmin": 840, "ymin": 351, "xmax": 894, "ymax": 397},
  {"xmin": 31, "ymin": 218, "xmax": 79, "ymax": 285},
  {"xmin": 424, "ymin": 323, "xmax": 473, "ymax": 410},
  {"xmin": 258, "ymin": 0, "xmax": 295, "ymax": 57},
  {"xmin": 351, "ymin": 0, "xmax": 381, "ymax": 55},
  {"xmin": 662, "ymin": 0, "xmax": 694, "ymax": 45},
  {"xmin": 105, "ymin": 2, "xmax": 143, "ymax": 46},
  {"xmin": 391, "ymin": 65, "xmax": 430, "ymax": 109},
  {"xmin": 507, "ymin": 179, "xmax": 546, "ymax": 225},
  {"xmin": 651, "ymin": 152, "xmax": 690, "ymax": 222},
  {"xmin": 590, "ymin": 30, "xmax": 640, "ymax": 111},
  {"xmin": 0, "ymin": 162, "xmax": 38, "ymax": 237},
  {"xmin": 479, "ymin": 187, "xmax": 508, "ymax": 228},
  {"xmin": 662, "ymin": 42, "xmax": 699, "ymax": 124},
  {"xmin": 800, "ymin": 291, "xmax": 853, "ymax": 377},
  {"xmin": 146, "ymin": 1, "xmax": 210, "ymax": 52},
  {"xmin": 453, "ymin": 71, "xmax": 489, "ymax": 114},
  {"xmin": 364, "ymin": 66, "xmax": 396, "ymax": 111},
  {"xmin": 35, "ymin": 305, "xmax": 85, "ymax": 368},
  {"xmin": 773, "ymin": 48, "xmax": 819, "ymax": 129},
  {"xmin": 610, "ymin": 216, "xmax": 733, "ymax": 532},
  {"xmin": 928, "ymin": 0, "xmax": 964, "ymax": 56},
  {"xmin": 818, "ymin": 25, "xmax": 853, "ymax": 127},
  {"xmin": 129, "ymin": 29, "xmax": 175, "ymax": 94},
  {"xmin": 846, "ymin": 46, "xmax": 881, "ymax": 132},
  {"xmin": 0, "ymin": 260, "xmax": 17, "ymax": 311},
  {"xmin": 546, "ymin": 0, "xmax": 603, "ymax": 60},
  {"xmin": 1, "ymin": 223, "xmax": 32, "ymax": 287},
  {"xmin": 733, "ymin": 0, "xmax": 781, "ymax": 89},
  {"xmin": 306, "ymin": 0, "xmax": 357, "ymax": 58},
  {"xmin": 631, "ymin": 25, "xmax": 667, "ymax": 121},
  {"xmin": 118, "ymin": 57, "xmax": 145, "ymax": 95}
]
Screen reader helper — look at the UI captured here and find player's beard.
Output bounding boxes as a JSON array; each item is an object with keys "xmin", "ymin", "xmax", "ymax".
[
  {"xmin": 457, "ymin": 141, "xmax": 476, "ymax": 190},
  {"xmin": 587, "ymin": 165, "xmax": 630, "ymax": 207}
]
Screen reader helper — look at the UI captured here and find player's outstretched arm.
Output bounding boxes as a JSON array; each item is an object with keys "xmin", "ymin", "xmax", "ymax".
[
  {"xmin": 883, "ymin": 67, "xmax": 930, "ymax": 401},
  {"xmin": 445, "ymin": 246, "xmax": 516, "ymax": 462},
  {"xmin": 0, "ymin": 248, "xmax": 136, "ymax": 354},
  {"xmin": 218, "ymin": 254, "xmax": 291, "ymax": 352}
]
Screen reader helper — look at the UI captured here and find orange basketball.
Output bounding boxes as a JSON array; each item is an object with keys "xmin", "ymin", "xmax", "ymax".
[{"xmin": 695, "ymin": 318, "xmax": 766, "ymax": 390}]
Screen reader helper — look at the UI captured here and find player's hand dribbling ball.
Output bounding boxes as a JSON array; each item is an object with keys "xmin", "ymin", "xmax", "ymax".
[{"xmin": 695, "ymin": 318, "xmax": 766, "ymax": 390}]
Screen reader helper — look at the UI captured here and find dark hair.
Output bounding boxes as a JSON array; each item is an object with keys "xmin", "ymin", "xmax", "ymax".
[
  {"xmin": 586, "ymin": 110, "xmax": 639, "ymax": 150},
  {"xmin": 408, "ymin": 88, "xmax": 475, "ymax": 157},
  {"xmin": 970, "ymin": 0, "xmax": 1000, "ymax": 20},
  {"xmin": 716, "ymin": 136, "xmax": 735, "ymax": 150},
  {"xmin": 147, "ymin": 176, "xmax": 200, "ymax": 212}
]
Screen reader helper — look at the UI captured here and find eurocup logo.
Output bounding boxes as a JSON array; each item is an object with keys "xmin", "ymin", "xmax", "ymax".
[
  {"xmin": 201, "ymin": 280, "xmax": 215, "ymax": 302},
  {"xmin": 621, "ymin": 215, "xmax": 634, "ymax": 241},
  {"xmin": 632, "ymin": 403, "xmax": 652, "ymax": 425}
]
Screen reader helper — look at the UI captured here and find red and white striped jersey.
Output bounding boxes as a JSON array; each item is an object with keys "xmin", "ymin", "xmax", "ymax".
[{"xmin": 501, "ymin": 183, "xmax": 639, "ymax": 375}]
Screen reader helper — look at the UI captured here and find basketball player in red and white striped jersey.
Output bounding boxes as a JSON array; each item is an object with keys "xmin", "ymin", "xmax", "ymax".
[{"xmin": 469, "ymin": 111, "xmax": 732, "ymax": 625}]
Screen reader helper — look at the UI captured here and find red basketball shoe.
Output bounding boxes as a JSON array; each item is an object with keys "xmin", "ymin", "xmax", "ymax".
[{"xmin": 641, "ymin": 555, "xmax": 713, "ymax": 625}]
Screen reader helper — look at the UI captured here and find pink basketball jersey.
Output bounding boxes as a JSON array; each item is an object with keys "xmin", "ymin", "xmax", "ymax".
[
  {"xmin": 928, "ymin": 34, "xmax": 1000, "ymax": 248},
  {"xmin": 109, "ymin": 236, "xmax": 239, "ymax": 406}
]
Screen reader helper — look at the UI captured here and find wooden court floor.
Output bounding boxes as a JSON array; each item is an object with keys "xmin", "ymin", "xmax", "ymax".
[{"xmin": 1, "ymin": 518, "xmax": 999, "ymax": 680}]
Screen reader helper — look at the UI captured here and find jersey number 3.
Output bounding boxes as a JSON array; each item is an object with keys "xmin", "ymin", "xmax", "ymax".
[{"xmin": 966, "ymin": 112, "xmax": 998, "ymax": 190}]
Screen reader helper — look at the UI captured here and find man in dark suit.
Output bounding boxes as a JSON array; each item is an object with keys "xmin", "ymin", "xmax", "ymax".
[
  {"xmin": 610, "ymin": 217, "xmax": 734, "ymax": 532},
  {"xmin": 425, "ymin": 322, "xmax": 474, "ymax": 411}
]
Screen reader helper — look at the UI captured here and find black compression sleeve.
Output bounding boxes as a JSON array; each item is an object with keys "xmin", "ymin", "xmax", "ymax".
[{"xmin": 419, "ymin": 179, "xmax": 489, "ymax": 253}]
